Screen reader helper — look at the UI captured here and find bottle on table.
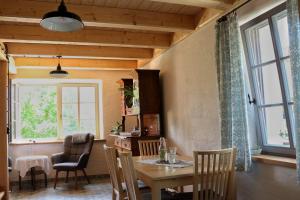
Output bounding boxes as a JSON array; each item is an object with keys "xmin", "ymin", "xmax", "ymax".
[{"xmin": 159, "ymin": 137, "xmax": 167, "ymax": 162}]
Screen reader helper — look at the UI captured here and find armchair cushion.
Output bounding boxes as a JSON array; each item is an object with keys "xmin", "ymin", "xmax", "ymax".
[
  {"xmin": 53, "ymin": 162, "xmax": 78, "ymax": 171},
  {"xmin": 51, "ymin": 152, "xmax": 67, "ymax": 164},
  {"xmin": 72, "ymin": 134, "xmax": 89, "ymax": 144}
]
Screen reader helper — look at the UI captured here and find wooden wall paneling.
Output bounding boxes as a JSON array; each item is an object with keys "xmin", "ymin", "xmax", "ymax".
[{"xmin": 0, "ymin": 61, "xmax": 8, "ymax": 199}]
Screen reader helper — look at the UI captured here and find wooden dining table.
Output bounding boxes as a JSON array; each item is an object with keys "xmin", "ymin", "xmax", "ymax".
[{"xmin": 132, "ymin": 155, "xmax": 236, "ymax": 200}]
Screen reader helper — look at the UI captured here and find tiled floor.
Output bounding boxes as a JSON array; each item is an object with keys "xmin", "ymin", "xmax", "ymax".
[{"xmin": 10, "ymin": 177, "xmax": 112, "ymax": 200}]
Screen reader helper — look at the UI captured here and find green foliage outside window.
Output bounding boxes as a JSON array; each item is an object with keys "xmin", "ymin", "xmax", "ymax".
[{"xmin": 20, "ymin": 86, "xmax": 58, "ymax": 139}]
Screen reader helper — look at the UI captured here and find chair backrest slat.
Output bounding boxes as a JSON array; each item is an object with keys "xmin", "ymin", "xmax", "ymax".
[
  {"xmin": 193, "ymin": 148, "xmax": 236, "ymax": 200},
  {"xmin": 119, "ymin": 152, "xmax": 142, "ymax": 200},
  {"xmin": 103, "ymin": 145, "xmax": 125, "ymax": 198},
  {"xmin": 138, "ymin": 140, "xmax": 160, "ymax": 156}
]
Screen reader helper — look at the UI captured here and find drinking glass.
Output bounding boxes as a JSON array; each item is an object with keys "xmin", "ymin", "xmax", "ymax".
[{"xmin": 168, "ymin": 147, "xmax": 177, "ymax": 164}]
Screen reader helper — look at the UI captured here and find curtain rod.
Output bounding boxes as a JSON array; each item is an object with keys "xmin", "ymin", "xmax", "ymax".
[{"xmin": 217, "ymin": 0, "xmax": 252, "ymax": 22}]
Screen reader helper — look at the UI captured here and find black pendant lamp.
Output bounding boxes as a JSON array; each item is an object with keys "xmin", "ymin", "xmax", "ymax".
[
  {"xmin": 50, "ymin": 56, "xmax": 69, "ymax": 78},
  {"xmin": 40, "ymin": 0, "xmax": 84, "ymax": 32}
]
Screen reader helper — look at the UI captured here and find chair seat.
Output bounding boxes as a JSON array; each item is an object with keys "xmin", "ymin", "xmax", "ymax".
[{"xmin": 53, "ymin": 162, "xmax": 78, "ymax": 170}]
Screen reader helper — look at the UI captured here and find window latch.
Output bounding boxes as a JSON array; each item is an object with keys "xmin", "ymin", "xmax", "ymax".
[{"xmin": 247, "ymin": 94, "xmax": 256, "ymax": 105}]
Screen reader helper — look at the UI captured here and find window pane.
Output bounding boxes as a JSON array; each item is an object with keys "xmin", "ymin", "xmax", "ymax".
[
  {"xmin": 281, "ymin": 58, "xmax": 293, "ymax": 101},
  {"xmin": 62, "ymin": 119, "xmax": 79, "ymax": 135},
  {"xmin": 253, "ymin": 63, "xmax": 283, "ymax": 105},
  {"xmin": 80, "ymin": 103, "xmax": 95, "ymax": 120},
  {"xmin": 261, "ymin": 106, "xmax": 290, "ymax": 147},
  {"xmin": 62, "ymin": 104, "xmax": 79, "ymax": 135},
  {"xmin": 80, "ymin": 87, "xmax": 96, "ymax": 103},
  {"xmin": 272, "ymin": 11, "xmax": 290, "ymax": 58},
  {"xmin": 62, "ymin": 87, "xmax": 78, "ymax": 103},
  {"xmin": 62, "ymin": 104, "xmax": 78, "ymax": 119},
  {"xmin": 245, "ymin": 20, "xmax": 275, "ymax": 66},
  {"xmin": 19, "ymin": 86, "xmax": 57, "ymax": 139},
  {"xmin": 80, "ymin": 119, "xmax": 96, "ymax": 134}
]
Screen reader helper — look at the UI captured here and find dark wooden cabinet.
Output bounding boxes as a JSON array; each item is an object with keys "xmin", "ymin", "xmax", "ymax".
[{"xmin": 113, "ymin": 69, "xmax": 162, "ymax": 156}]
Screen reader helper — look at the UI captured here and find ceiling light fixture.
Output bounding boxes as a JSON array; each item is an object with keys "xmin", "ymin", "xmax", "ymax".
[
  {"xmin": 50, "ymin": 56, "xmax": 69, "ymax": 78},
  {"xmin": 40, "ymin": 0, "xmax": 84, "ymax": 32}
]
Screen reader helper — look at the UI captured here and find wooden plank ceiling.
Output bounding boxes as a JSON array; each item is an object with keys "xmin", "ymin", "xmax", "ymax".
[{"xmin": 0, "ymin": 0, "xmax": 236, "ymax": 70}]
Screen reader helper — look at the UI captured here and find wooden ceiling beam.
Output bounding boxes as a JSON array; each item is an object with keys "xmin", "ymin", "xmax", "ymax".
[
  {"xmin": 0, "ymin": 0, "xmax": 195, "ymax": 32},
  {"xmin": 14, "ymin": 57, "xmax": 137, "ymax": 69},
  {"xmin": 6, "ymin": 43, "xmax": 153, "ymax": 60},
  {"xmin": 0, "ymin": 23, "xmax": 170, "ymax": 48},
  {"xmin": 149, "ymin": 0, "xmax": 232, "ymax": 10}
]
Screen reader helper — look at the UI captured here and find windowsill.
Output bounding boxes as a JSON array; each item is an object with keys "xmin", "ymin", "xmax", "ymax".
[
  {"xmin": 252, "ymin": 154, "xmax": 296, "ymax": 168},
  {"xmin": 9, "ymin": 138, "xmax": 106, "ymax": 145}
]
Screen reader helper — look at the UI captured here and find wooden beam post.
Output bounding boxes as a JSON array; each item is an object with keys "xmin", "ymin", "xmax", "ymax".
[
  {"xmin": 14, "ymin": 57, "xmax": 137, "ymax": 69},
  {"xmin": 0, "ymin": 0, "xmax": 195, "ymax": 32},
  {"xmin": 0, "ymin": 23, "xmax": 170, "ymax": 48},
  {"xmin": 0, "ymin": 60, "xmax": 8, "ymax": 199},
  {"xmin": 6, "ymin": 43, "xmax": 153, "ymax": 60},
  {"xmin": 149, "ymin": 0, "xmax": 231, "ymax": 10}
]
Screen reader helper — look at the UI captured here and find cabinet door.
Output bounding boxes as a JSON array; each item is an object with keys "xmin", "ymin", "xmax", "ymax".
[{"xmin": 137, "ymin": 70, "xmax": 160, "ymax": 114}]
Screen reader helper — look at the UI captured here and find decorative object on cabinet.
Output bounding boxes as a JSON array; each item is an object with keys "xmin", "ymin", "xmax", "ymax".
[
  {"xmin": 110, "ymin": 121, "xmax": 123, "ymax": 135},
  {"xmin": 113, "ymin": 69, "xmax": 162, "ymax": 156}
]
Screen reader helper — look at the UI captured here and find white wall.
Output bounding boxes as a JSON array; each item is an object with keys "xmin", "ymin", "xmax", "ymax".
[{"xmin": 143, "ymin": 20, "xmax": 221, "ymax": 156}]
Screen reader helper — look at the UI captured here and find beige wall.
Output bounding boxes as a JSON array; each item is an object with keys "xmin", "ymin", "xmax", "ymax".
[
  {"xmin": 9, "ymin": 141, "xmax": 107, "ymax": 182},
  {"xmin": 9, "ymin": 69, "xmax": 135, "ymax": 181},
  {"xmin": 143, "ymin": 20, "xmax": 221, "ymax": 156},
  {"xmin": 142, "ymin": 1, "xmax": 300, "ymax": 199}
]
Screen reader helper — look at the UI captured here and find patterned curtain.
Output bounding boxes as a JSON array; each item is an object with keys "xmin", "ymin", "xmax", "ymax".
[
  {"xmin": 287, "ymin": 0, "xmax": 300, "ymax": 181},
  {"xmin": 216, "ymin": 13, "xmax": 251, "ymax": 171}
]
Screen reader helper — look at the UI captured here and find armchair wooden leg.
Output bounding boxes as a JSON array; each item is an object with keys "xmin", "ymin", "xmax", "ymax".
[
  {"xmin": 65, "ymin": 171, "xmax": 69, "ymax": 183},
  {"xmin": 54, "ymin": 170, "xmax": 59, "ymax": 189},
  {"xmin": 44, "ymin": 172, "xmax": 48, "ymax": 188},
  {"xmin": 74, "ymin": 170, "xmax": 78, "ymax": 189},
  {"xmin": 82, "ymin": 169, "xmax": 90, "ymax": 184}
]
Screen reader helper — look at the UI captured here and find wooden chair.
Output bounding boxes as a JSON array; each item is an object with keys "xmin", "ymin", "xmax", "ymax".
[
  {"xmin": 138, "ymin": 139, "xmax": 160, "ymax": 156},
  {"xmin": 104, "ymin": 145, "xmax": 127, "ymax": 200},
  {"xmin": 193, "ymin": 148, "xmax": 236, "ymax": 200},
  {"xmin": 119, "ymin": 152, "xmax": 142, "ymax": 200}
]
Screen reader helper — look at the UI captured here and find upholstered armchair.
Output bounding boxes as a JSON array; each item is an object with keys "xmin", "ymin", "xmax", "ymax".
[{"xmin": 51, "ymin": 133, "xmax": 94, "ymax": 189}]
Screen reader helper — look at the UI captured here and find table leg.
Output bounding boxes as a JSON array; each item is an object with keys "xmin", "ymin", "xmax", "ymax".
[
  {"xmin": 31, "ymin": 167, "xmax": 36, "ymax": 190},
  {"xmin": 18, "ymin": 173, "xmax": 22, "ymax": 190},
  {"xmin": 151, "ymin": 185, "xmax": 161, "ymax": 200}
]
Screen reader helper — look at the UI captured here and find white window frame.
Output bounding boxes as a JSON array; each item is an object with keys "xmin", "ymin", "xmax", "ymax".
[
  {"xmin": 11, "ymin": 79, "xmax": 103, "ymax": 142},
  {"xmin": 241, "ymin": 3, "xmax": 295, "ymax": 156}
]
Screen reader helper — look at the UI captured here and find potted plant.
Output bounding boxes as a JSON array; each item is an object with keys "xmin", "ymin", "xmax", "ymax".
[{"xmin": 119, "ymin": 86, "xmax": 134, "ymax": 108}]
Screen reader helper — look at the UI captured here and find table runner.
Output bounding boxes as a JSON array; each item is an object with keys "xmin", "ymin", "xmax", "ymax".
[{"xmin": 137, "ymin": 159, "xmax": 193, "ymax": 168}]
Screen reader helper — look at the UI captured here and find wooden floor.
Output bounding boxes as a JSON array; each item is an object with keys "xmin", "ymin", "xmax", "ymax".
[{"xmin": 10, "ymin": 177, "xmax": 112, "ymax": 200}]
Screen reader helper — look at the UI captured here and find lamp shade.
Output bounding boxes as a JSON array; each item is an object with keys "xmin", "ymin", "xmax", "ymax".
[
  {"xmin": 40, "ymin": 0, "xmax": 84, "ymax": 32},
  {"xmin": 50, "ymin": 63, "xmax": 69, "ymax": 78}
]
